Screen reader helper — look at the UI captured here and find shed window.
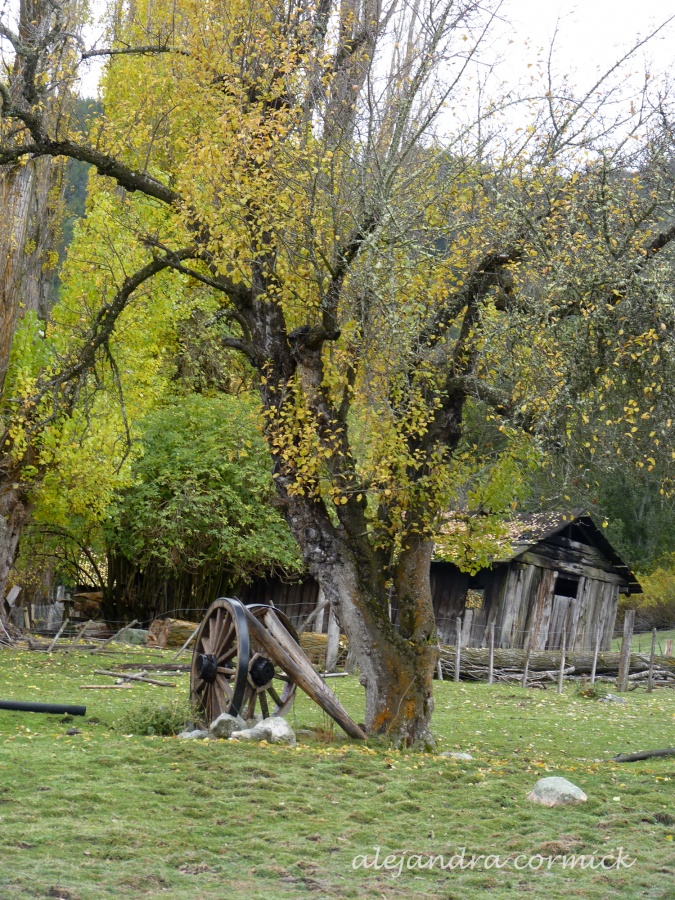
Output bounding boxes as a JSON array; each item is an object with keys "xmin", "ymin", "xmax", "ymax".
[{"xmin": 554, "ymin": 574, "xmax": 579, "ymax": 598}]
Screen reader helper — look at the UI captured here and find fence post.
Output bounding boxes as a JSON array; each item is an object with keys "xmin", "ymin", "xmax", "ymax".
[
  {"xmin": 487, "ymin": 623, "xmax": 495, "ymax": 685},
  {"xmin": 325, "ymin": 608, "xmax": 340, "ymax": 672},
  {"xmin": 647, "ymin": 627, "xmax": 657, "ymax": 693},
  {"xmin": 616, "ymin": 609, "xmax": 635, "ymax": 693},
  {"xmin": 521, "ymin": 637, "xmax": 531, "ymax": 689},
  {"xmin": 454, "ymin": 617, "xmax": 461, "ymax": 683},
  {"xmin": 557, "ymin": 628, "xmax": 567, "ymax": 694},
  {"xmin": 590, "ymin": 624, "xmax": 601, "ymax": 685}
]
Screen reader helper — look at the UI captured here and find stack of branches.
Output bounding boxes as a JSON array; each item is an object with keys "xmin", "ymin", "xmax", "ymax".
[
  {"xmin": 299, "ymin": 632, "xmax": 348, "ymax": 669},
  {"xmin": 438, "ymin": 646, "xmax": 675, "ymax": 683},
  {"xmin": 0, "ymin": 618, "xmax": 17, "ymax": 646},
  {"xmin": 626, "ymin": 665, "xmax": 675, "ymax": 687}
]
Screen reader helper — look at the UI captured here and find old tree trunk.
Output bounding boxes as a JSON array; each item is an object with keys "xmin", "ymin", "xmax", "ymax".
[
  {"xmin": 0, "ymin": 159, "xmax": 61, "ymax": 615},
  {"xmin": 0, "ymin": 0, "xmax": 66, "ymax": 616},
  {"xmin": 282, "ymin": 492, "xmax": 438, "ymax": 747}
]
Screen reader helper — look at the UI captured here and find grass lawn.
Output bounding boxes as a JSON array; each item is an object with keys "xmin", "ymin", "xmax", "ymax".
[
  {"xmin": 611, "ymin": 629, "xmax": 675, "ymax": 655},
  {"xmin": 0, "ymin": 646, "xmax": 673, "ymax": 900}
]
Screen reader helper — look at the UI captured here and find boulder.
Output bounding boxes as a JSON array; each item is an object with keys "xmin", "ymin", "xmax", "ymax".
[
  {"xmin": 177, "ymin": 729, "xmax": 210, "ymax": 740},
  {"xmin": 527, "ymin": 776, "xmax": 587, "ymax": 807},
  {"xmin": 440, "ymin": 751, "xmax": 473, "ymax": 761},
  {"xmin": 231, "ymin": 716, "xmax": 297, "ymax": 746},
  {"xmin": 116, "ymin": 627, "xmax": 149, "ymax": 646},
  {"xmin": 209, "ymin": 713, "xmax": 247, "ymax": 739}
]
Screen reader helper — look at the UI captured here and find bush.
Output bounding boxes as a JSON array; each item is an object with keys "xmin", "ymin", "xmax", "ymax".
[
  {"xmin": 619, "ymin": 558, "xmax": 675, "ymax": 630},
  {"xmin": 576, "ymin": 681, "xmax": 607, "ymax": 700},
  {"xmin": 118, "ymin": 699, "xmax": 193, "ymax": 736}
]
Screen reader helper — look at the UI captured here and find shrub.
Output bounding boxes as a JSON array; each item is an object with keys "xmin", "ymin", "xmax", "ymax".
[
  {"xmin": 576, "ymin": 681, "xmax": 607, "ymax": 700},
  {"xmin": 118, "ymin": 699, "xmax": 193, "ymax": 736}
]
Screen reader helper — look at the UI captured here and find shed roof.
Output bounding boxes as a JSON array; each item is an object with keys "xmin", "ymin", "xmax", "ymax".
[{"xmin": 437, "ymin": 509, "xmax": 642, "ymax": 593}]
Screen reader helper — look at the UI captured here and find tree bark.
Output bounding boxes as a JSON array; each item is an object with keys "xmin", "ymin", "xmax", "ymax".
[
  {"xmin": 0, "ymin": 158, "xmax": 61, "ymax": 391},
  {"xmin": 283, "ymin": 493, "xmax": 437, "ymax": 746},
  {"xmin": 0, "ymin": 481, "xmax": 32, "ymax": 620}
]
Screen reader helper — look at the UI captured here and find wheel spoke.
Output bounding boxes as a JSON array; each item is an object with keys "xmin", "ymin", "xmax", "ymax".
[
  {"xmin": 216, "ymin": 666, "xmax": 235, "ymax": 675},
  {"xmin": 259, "ymin": 690, "xmax": 270, "ymax": 719},
  {"xmin": 201, "ymin": 619, "xmax": 213, "ymax": 654},
  {"xmin": 244, "ymin": 687, "xmax": 257, "ymax": 720},
  {"xmin": 216, "ymin": 674, "xmax": 233, "ymax": 700},
  {"xmin": 268, "ymin": 684, "xmax": 283, "ymax": 707},
  {"xmin": 218, "ymin": 644, "xmax": 238, "ymax": 664},
  {"xmin": 213, "ymin": 616, "xmax": 234, "ymax": 657}
]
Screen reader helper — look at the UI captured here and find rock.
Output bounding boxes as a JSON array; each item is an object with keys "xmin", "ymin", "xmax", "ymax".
[
  {"xmin": 231, "ymin": 716, "xmax": 297, "ymax": 746},
  {"xmin": 440, "ymin": 751, "xmax": 473, "ymax": 761},
  {"xmin": 177, "ymin": 729, "xmax": 210, "ymax": 740},
  {"xmin": 598, "ymin": 693, "xmax": 626, "ymax": 704},
  {"xmin": 116, "ymin": 627, "xmax": 149, "ymax": 645},
  {"xmin": 527, "ymin": 777, "xmax": 587, "ymax": 807},
  {"xmin": 209, "ymin": 713, "xmax": 247, "ymax": 739},
  {"xmin": 245, "ymin": 713, "xmax": 263, "ymax": 727}
]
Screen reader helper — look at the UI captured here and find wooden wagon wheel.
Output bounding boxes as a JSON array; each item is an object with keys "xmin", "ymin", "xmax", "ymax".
[{"xmin": 190, "ymin": 598, "xmax": 297, "ymax": 726}]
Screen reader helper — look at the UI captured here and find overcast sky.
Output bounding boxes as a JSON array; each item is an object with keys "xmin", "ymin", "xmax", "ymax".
[
  {"xmin": 494, "ymin": 0, "xmax": 673, "ymax": 89},
  {"xmin": 76, "ymin": 0, "xmax": 675, "ymax": 103}
]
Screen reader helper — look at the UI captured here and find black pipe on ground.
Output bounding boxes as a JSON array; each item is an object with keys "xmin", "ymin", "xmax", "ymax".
[{"xmin": 0, "ymin": 700, "xmax": 86, "ymax": 716}]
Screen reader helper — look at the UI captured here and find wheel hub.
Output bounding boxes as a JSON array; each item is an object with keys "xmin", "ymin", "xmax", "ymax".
[
  {"xmin": 196, "ymin": 653, "xmax": 218, "ymax": 684},
  {"xmin": 248, "ymin": 654, "xmax": 275, "ymax": 689}
]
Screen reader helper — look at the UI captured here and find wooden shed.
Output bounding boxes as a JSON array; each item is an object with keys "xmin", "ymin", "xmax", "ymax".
[{"xmin": 430, "ymin": 510, "xmax": 641, "ymax": 651}]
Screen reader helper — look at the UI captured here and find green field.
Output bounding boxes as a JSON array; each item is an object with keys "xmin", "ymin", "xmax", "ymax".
[
  {"xmin": 0, "ymin": 646, "xmax": 673, "ymax": 900},
  {"xmin": 612, "ymin": 629, "xmax": 675, "ymax": 655}
]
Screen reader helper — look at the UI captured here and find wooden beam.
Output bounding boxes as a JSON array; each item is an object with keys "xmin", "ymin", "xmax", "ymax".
[{"xmin": 244, "ymin": 607, "xmax": 365, "ymax": 740}]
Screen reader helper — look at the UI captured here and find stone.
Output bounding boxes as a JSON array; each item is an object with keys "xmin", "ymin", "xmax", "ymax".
[
  {"xmin": 209, "ymin": 713, "xmax": 247, "ymax": 739},
  {"xmin": 231, "ymin": 716, "xmax": 297, "ymax": 746},
  {"xmin": 116, "ymin": 627, "xmax": 149, "ymax": 646},
  {"xmin": 440, "ymin": 751, "xmax": 473, "ymax": 761},
  {"xmin": 527, "ymin": 777, "xmax": 587, "ymax": 807},
  {"xmin": 245, "ymin": 713, "xmax": 263, "ymax": 727},
  {"xmin": 177, "ymin": 729, "xmax": 209, "ymax": 740},
  {"xmin": 598, "ymin": 693, "xmax": 626, "ymax": 704}
]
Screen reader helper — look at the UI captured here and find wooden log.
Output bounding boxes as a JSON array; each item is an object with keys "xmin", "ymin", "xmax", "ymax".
[
  {"xmin": 171, "ymin": 626, "xmax": 199, "ymax": 661},
  {"xmin": 617, "ymin": 610, "xmax": 635, "ymax": 692},
  {"xmin": 147, "ymin": 617, "xmax": 200, "ymax": 649},
  {"xmin": 113, "ymin": 663, "xmax": 190, "ymax": 672},
  {"xmin": 244, "ymin": 606, "xmax": 365, "ymax": 740},
  {"xmin": 437, "ymin": 646, "xmax": 675, "ymax": 675},
  {"xmin": 91, "ymin": 620, "xmax": 139, "ymax": 654},
  {"xmin": 47, "ymin": 617, "xmax": 70, "ymax": 653},
  {"xmin": 80, "ymin": 684, "xmax": 133, "ymax": 690},
  {"xmin": 94, "ymin": 669, "xmax": 176, "ymax": 687}
]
